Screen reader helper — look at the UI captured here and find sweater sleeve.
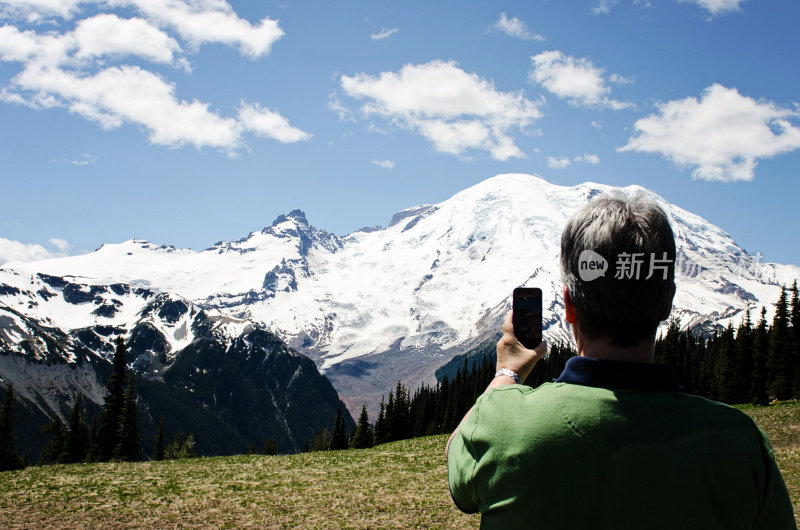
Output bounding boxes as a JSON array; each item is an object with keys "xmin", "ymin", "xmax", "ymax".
[{"xmin": 447, "ymin": 420, "xmax": 481, "ymax": 514}]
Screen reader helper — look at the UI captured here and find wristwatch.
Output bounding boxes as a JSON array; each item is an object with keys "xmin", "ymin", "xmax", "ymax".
[{"xmin": 495, "ymin": 368, "xmax": 521, "ymax": 384}]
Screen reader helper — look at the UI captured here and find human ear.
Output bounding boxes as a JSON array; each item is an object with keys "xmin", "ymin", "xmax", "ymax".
[{"xmin": 563, "ymin": 286, "xmax": 576, "ymax": 324}]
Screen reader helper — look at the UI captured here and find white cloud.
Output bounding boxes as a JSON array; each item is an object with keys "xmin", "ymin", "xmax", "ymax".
[
  {"xmin": 74, "ymin": 14, "xmax": 181, "ymax": 63},
  {"xmin": 547, "ymin": 153, "xmax": 601, "ymax": 169},
  {"xmin": 593, "ymin": 0, "xmax": 737, "ymax": 16},
  {"xmin": 529, "ymin": 50, "xmax": 632, "ymax": 109},
  {"xmin": 0, "ymin": 236, "xmax": 68, "ymax": 264},
  {"xmin": 590, "ymin": 120, "xmax": 603, "ymax": 129},
  {"xmin": 492, "ymin": 12, "xmax": 544, "ymax": 41},
  {"xmin": 119, "ymin": 0, "xmax": 284, "ymax": 58},
  {"xmin": 592, "ymin": 0, "xmax": 618, "ymax": 14},
  {"xmin": 618, "ymin": 84, "xmax": 800, "ymax": 182},
  {"xmin": 0, "ymin": 2, "xmax": 308, "ymax": 152},
  {"xmin": 678, "ymin": 0, "xmax": 744, "ymax": 16},
  {"xmin": 372, "ymin": 159, "xmax": 395, "ymax": 169},
  {"xmin": 341, "ymin": 60, "xmax": 542, "ymax": 161},
  {"xmin": 3, "ymin": 1, "xmax": 284, "ymax": 55},
  {"xmin": 547, "ymin": 156, "xmax": 571, "ymax": 169},
  {"xmin": 69, "ymin": 153, "xmax": 95, "ymax": 165},
  {"xmin": 575, "ymin": 153, "xmax": 600, "ymax": 164},
  {"xmin": 48, "ymin": 237, "xmax": 69, "ymax": 251},
  {"xmin": 609, "ymin": 73, "xmax": 633, "ymax": 85},
  {"xmin": 328, "ymin": 91, "xmax": 355, "ymax": 121},
  {"xmin": 238, "ymin": 102, "xmax": 311, "ymax": 143},
  {"xmin": 0, "ymin": 0, "xmax": 86, "ymax": 20},
  {"xmin": 592, "ymin": 0, "xmax": 651, "ymax": 15},
  {"xmin": 16, "ymin": 63, "xmax": 242, "ymax": 148},
  {"xmin": 371, "ymin": 27, "xmax": 397, "ymax": 40}
]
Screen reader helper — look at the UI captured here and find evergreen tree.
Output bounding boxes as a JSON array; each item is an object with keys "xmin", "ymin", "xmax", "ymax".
[
  {"xmin": 384, "ymin": 391, "xmax": 395, "ymax": 441},
  {"xmin": 351, "ymin": 404, "xmax": 373, "ymax": 449},
  {"xmin": 96, "ymin": 336, "xmax": 128, "ymax": 461},
  {"xmin": 791, "ymin": 281, "xmax": 800, "ymax": 394},
  {"xmin": 0, "ymin": 384, "xmax": 23, "ymax": 471},
  {"xmin": 374, "ymin": 397, "xmax": 389, "ymax": 445},
  {"xmin": 311, "ymin": 428, "xmax": 332, "ymax": 451},
  {"xmin": 114, "ymin": 373, "xmax": 141, "ymax": 461},
  {"xmin": 389, "ymin": 381, "xmax": 411, "ymax": 442},
  {"xmin": 768, "ymin": 286, "xmax": 794, "ymax": 400},
  {"xmin": 39, "ymin": 415, "xmax": 66, "ymax": 465},
  {"xmin": 713, "ymin": 324, "xmax": 736, "ymax": 403},
  {"xmin": 730, "ymin": 309, "xmax": 754, "ymax": 404},
  {"xmin": 262, "ymin": 438, "xmax": 278, "ymax": 455},
  {"xmin": 59, "ymin": 394, "xmax": 89, "ymax": 464},
  {"xmin": 181, "ymin": 434, "xmax": 197, "ymax": 458},
  {"xmin": 153, "ymin": 414, "xmax": 166, "ymax": 461},
  {"xmin": 749, "ymin": 307, "xmax": 770, "ymax": 404},
  {"xmin": 87, "ymin": 415, "xmax": 99, "ymax": 462},
  {"xmin": 330, "ymin": 406, "xmax": 349, "ymax": 450},
  {"xmin": 164, "ymin": 432, "xmax": 196, "ymax": 459}
]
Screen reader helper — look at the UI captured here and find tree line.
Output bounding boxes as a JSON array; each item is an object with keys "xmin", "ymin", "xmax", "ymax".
[
  {"xmin": 2, "ymin": 281, "xmax": 798, "ymax": 468},
  {"xmin": 305, "ymin": 341, "xmax": 576, "ymax": 451},
  {"xmin": 307, "ymin": 281, "xmax": 800, "ymax": 452},
  {"xmin": 655, "ymin": 281, "xmax": 800, "ymax": 404},
  {"xmin": 1, "ymin": 337, "xmax": 202, "ymax": 470}
]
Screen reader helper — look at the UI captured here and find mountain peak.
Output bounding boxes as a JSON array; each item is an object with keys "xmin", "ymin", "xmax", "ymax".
[{"xmin": 270, "ymin": 209, "xmax": 308, "ymax": 228}]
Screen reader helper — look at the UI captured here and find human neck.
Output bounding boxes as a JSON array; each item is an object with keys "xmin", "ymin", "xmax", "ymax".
[{"xmin": 576, "ymin": 335, "xmax": 655, "ymax": 363}]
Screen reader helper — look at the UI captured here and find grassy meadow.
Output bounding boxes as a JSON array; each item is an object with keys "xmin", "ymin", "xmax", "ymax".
[{"xmin": 2, "ymin": 402, "xmax": 800, "ymax": 529}]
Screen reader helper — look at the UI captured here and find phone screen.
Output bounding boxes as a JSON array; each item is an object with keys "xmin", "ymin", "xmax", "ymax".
[{"xmin": 513, "ymin": 287, "xmax": 542, "ymax": 349}]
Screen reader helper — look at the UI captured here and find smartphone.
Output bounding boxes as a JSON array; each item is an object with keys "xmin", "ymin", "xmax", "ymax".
[{"xmin": 512, "ymin": 287, "xmax": 542, "ymax": 349}]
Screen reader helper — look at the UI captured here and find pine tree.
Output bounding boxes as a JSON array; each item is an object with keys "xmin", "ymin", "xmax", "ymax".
[
  {"xmin": 311, "ymin": 428, "xmax": 332, "ymax": 451},
  {"xmin": 330, "ymin": 406, "xmax": 349, "ymax": 450},
  {"xmin": 750, "ymin": 307, "xmax": 770, "ymax": 404},
  {"xmin": 114, "ymin": 373, "xmax": 141, "ymax": 462},
  {"xmin": 768, "ymin": 286, "xmax": 794, "ymax": 400},
  {"xmin": 153, "ymin": 415, "xmax": 166, "ymax": 461},
  {"xmin": 791, "ymin": 281, "xmax": 800, "ymax": 394},
  {"xmin": 384, "ymin": 391, "xmax": 395, "ymax": 441},
  {"xmin": 59, "ymin": 394, "xmax": 89, "ymax": 464},
  {"xmin": 351, "ymin": 404, "xmax": 373, "ymax": 449},
  {"xmin": 164, "ymin": 432, "xmax": 196, "ymax": 459},
  {"xmin": 262, "ymin": 438, "xmax": 278, "ymax": 455},
  {"xmin": 374, "ymin": 396, "xmax": 388, "ymax": 445},
  {"xmin": 39, "ymin": 415, "xmax": 66, "ymax": 465},
  {"xmin": 96, "ymin": 336, "xmax": 128, "ymax": 461},
  {"xmin": 730, "ymin": 309, "xmax": 754, "ymax": 404},
  {"xmin": 714, "ymin": 324, "xmax": 736, "ymax": 403},
  {"xmin": 0, "ymin": 384, "xmax": 23, "ymax": 471},
  {"xmin": 389, "ymin": 381, "xmax": 411, "ymax": 442}
]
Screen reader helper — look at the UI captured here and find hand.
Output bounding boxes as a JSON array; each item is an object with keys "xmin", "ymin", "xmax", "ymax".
[{"xmin": 496, "ymin": 311, "xmax": 547, "ymax": 382}]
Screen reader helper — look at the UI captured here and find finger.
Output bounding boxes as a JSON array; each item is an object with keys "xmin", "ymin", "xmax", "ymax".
[
  {"xmin": 533, "ymin": 339, "xmax": 548, "ymax": 356},
  {"xmin": 502, "ymin": 310, "xmax": 514, "ymax": 335}
]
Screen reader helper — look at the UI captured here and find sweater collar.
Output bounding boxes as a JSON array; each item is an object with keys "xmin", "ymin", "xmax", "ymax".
[{"xmin": 555, "ymin": 356, "xmax": 682, "ymax": 391}]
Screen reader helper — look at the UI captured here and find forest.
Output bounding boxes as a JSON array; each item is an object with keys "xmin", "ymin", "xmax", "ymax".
[{"xmin": 2, "ymin": 281, "xmax": 798, "ymax": 467}]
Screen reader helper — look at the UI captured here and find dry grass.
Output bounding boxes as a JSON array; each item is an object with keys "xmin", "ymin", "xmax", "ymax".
[
  {"xmin": 3, "ymin": 402, "xmax": 800, "ymax": 529},
  {"xmin": 736, "ymin": 401, "xmax": 800, "ymax": 525},
  {"xmin": 0, "ymin": 435, "xmax": 478, "ymax": 529}
]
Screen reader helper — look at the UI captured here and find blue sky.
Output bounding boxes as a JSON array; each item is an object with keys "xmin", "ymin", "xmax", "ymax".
[{"xmin": 1, "ymin": 0, "xmax": 799, "ymax": 268}]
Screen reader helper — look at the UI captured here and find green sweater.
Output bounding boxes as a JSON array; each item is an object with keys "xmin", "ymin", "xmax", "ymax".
[{"xmin": 448, "ymin": 357, "xmax": 796, "ymax": 529}]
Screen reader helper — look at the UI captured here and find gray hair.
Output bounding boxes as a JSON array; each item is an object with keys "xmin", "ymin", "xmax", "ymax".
[{"xmin": 560, "ymin": 192, "xmax": 676, "ymax": 346}]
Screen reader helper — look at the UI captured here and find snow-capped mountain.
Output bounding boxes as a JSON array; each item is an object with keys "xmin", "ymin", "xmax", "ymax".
[
  {"xmin": 2, "ymin": 174, "xmax": 798, "ymax": 412},
  {"xmin": 0, "ymin": 273, "xmax": 351, "ymax": 456}
]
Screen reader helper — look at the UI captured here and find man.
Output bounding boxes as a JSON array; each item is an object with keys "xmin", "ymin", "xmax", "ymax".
[{"xmin": 447, "ymin": 193, "xmax": 795, "ymax": 529}]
